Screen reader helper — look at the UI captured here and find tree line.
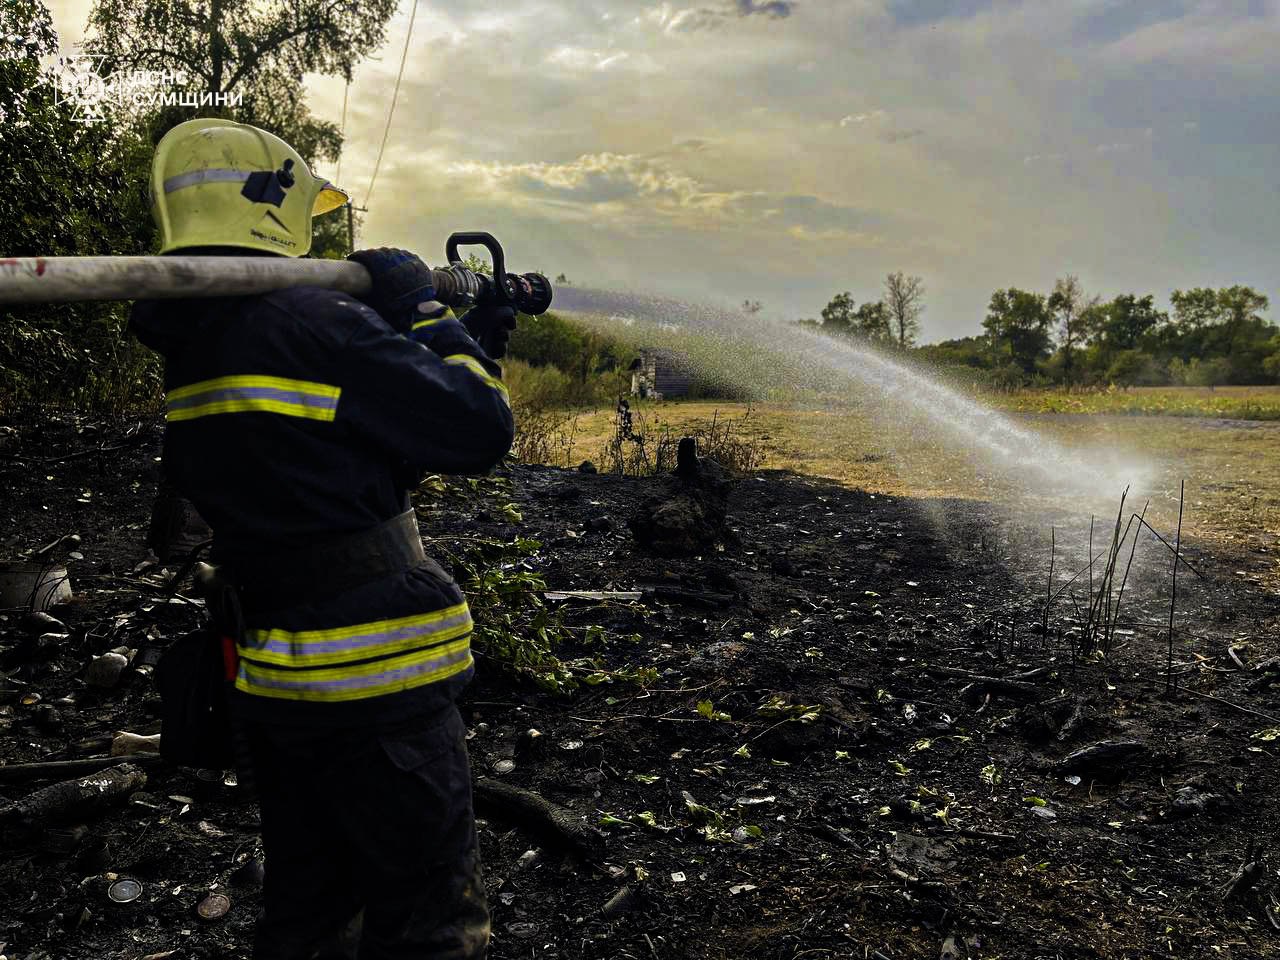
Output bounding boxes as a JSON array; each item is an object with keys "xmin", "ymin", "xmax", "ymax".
[
  {"xmin": 800, "ymin": 271, "xmax": 926, "ymax": 349},
  {"xmin": 0, "ymin": 0, "xmax": 392, "ymax": 413},
  {"xmin": 808, "ymin": 274, "xmax": 1279, "ymax": 388}
]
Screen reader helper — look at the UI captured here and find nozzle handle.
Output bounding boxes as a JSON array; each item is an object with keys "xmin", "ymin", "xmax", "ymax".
[{"xmin": 445, "ymin": 232, "xmax": 515, "ymax": 306}]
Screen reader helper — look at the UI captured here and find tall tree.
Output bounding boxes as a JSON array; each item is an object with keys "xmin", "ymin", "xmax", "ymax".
[
  {"xmin": 0, "ymin": 0, "xmax": 56, "ymax": 109},
  {"xmin": 884, "ymin": 271, "xmax": 924, "ymax": 347},
  {"xmin": 1047, "ymin": 274, "xmax": 1093, "ymax": 385},
  {"xmin": 1, "ymin": 0, "xmax": 158, "ymax": 411},
  {"xmin": 1092, "ymin": 294, "xmax": 1164, "ymax": 352},
  {"xmin": 1169, "ymin": 285, "xmax": 1266, "ymax": 342},
  {"xmin": 854, "ymin": 301, "xmax": 892, "ymax": 342},
  {"xmin": 1169, "ymin": 287, "xmax": 1220, "ymax": 333},
  {"xmin": 984, "ymin": 288, "xmax": 1053, "ymax": 373},
  {"xmin": 1216, "ymin": 285, "xmax": 1270, "ymax": 349},
  {"xmin": 1264, "ymin": 336, "xmax": 1280, "ymax": 382},
  {"xmin": 85, "ymin": 0, "xmax": 398, "ymax": 167},
  {"xmin": 1170, "ymin": 286, "xmax": 1271, "ymax": 382},
  {"xmin": 819, "ymin": 291, "xmax": 857, "ymax": 334}
]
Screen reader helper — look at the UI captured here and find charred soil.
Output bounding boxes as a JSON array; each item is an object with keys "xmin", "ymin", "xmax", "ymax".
[{"xmin": 2, "ymin": 416, "xmax": 1280, "ymax": 960}]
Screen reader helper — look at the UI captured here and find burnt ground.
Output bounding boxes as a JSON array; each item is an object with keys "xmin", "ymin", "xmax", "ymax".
[{"xmin": 2, "ymin": 416, "xmax": 1280, "ymax": 960}]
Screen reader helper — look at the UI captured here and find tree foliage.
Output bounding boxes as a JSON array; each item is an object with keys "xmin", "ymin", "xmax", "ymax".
[
  {"xmin": 1, "ymin": 0, "xmax": 403, "ymax": 414},
  {"xmin": 85, "ymin": 0, "xmax": 397, "ymax": 168},
  {"xmin": 1168, "ymin": 286, "xmax": 1272, "ymax": 382},
  {"xmin": 0, "ymin": 1, "xmax": 158, "ymax": 413},
  {"xmin": 983, "ymin": 289, "xmax": 1052, "ymax": 374},
  {"xmin": 508, "ymin": 311, "xmax": 625, "ymax": 384},
  {"xmin": 811, "ymin": 292, "xmax": 892, "ymax": 343},
  {"xmin": 1092, "ymin": 294, "xmax": 1164, "ymax": 352},
  {"xmin": 806, "ymin": 270, "xmax": 1279, "ymax": 389},
  {"xmin": 819, "ymin": 291, "xmax": 856, "ymax": 333},
  {"xmin": 854, "ymin": 301, "xmax": 892, "ymax": 342},
  {"xmin": 1047, "ymin": 274, "xmax": 1092, "ymax": 384},
  {"xmin": 922, "ymin": 284, "xmax": 1278, "ymax": 388}
]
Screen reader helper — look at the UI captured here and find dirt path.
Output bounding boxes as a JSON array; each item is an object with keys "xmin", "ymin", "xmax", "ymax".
[{"xmin": 2, "ymin": 416, "xmax": 1279, "ymax": 959}]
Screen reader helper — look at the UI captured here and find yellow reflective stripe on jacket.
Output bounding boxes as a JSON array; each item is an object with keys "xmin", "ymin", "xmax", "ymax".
[
  {"xmin": 166, "ymin": 375, "xmax": 341, "ymax": 422},
  {"xmin": 410, "ymin": 306, "xmax": 455, "ymax": 332},
  {"xmin": 237, "ymin": 640, "xmax": 474, "ymax": 702},
  {"xmin": 235, "ymin": 602, "xmax": 474, "ymax": 703},
  {"xmin": 239, "ymin": 602, "xmax": 472, "ymax": 668},
  {"xmin": 443, "ymin": 353, "xmax": 510, "ymax": 404}
]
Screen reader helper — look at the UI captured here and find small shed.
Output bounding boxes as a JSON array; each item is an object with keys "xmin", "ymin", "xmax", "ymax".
[{"xmin": 629, "ymin": 348, "xmax": 692, "ymax": 399}]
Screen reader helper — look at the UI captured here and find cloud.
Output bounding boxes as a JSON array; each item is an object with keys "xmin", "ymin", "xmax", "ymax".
[
  {"xmin": 655, "ymin": 0, "xmax": 796, "ymax": 33},
  {"xmin": 735, "ymin": 192, "xmax": 881, "ymax": 231},
  {"xmin": 881, "ymin": 128, "xmax": 923, "ymax": 143},
  {"xmin": 444, "ymin": 152, "xmax": 740, "ymax": 228},
  {"xmin": 440, "ymin": 151, "xmax": 879, "ymax": 241},
  {"xmin": 662, "ymin": 8, "xmax": 723, "ymax": 32},
  {"xmin": 883, "ymin": 0, "xmax": 996, "ymax": 29},
  {"xmin": 784, "ymin": 224, "xmax": 886, "ymax": 247},
  {"xmin": 181, "ymin": 0, "xmax": 1278, "ymax": 339},
  {"xmin": 1099, "ymin": 0, "xmax": 1280, "ymax": 70},
  {"xmin": 545, "ymin": 46, "xmax": 633, "ymax": 71},
  {"xmin": 735, "ymin": 0, "xmax": 796, "ymax": 16},
  {"xmin": 669, "ymin": 137, "xmax": 713, "ymax": 152},
  {"xmin": 839, "ymin": 109, "xmax": 887, "ymax": 126}
]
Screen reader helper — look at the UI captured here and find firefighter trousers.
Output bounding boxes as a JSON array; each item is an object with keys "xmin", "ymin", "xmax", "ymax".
[{"xmin": 245, "ymin": 704, "xmax": 490, "ymax": 960}]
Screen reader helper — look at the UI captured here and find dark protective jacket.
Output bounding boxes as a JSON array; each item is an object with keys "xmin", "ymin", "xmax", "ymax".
[{"xmin": 131, "ymin": 285, "xmax": 514, "ymax": 726}]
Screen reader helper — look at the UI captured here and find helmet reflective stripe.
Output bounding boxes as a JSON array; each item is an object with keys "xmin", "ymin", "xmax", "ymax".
[
  {"xmin": 163, "ymin": 168, "xmax": 252, "ymax": 194},
  {"xmin": 163, "ymin": 169, "xmax": 350, "ymax": 215}
]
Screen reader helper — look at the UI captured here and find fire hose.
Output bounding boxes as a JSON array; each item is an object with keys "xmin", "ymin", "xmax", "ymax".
[{"xmin": 0, "ymin": 231, "xmax": 554, "ymax": 315}]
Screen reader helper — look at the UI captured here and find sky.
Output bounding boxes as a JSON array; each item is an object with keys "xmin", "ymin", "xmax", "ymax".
[{"xmin": 44, "ymin": 0, "xmax": 1280, "ymax": 341}]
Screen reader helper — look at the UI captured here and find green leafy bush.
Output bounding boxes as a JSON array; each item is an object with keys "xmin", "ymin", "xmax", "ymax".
[
  {"xmin": 416, "ymin": 474, "xmax": 576, "ymax": 693},
  {"xmin": 508, "ymin": 313, "xmax": 629, "ymax": 404},
  {"xmin": 416, "ymin": 473, "xmax": 661, "ymax": 693},
  {"xmin": 451, "ymin": 534, "xmax": 576, "ymax": 694},
  {"xmin": 0, "ymin": 4, "xmax": 159, "ymax": 416}
]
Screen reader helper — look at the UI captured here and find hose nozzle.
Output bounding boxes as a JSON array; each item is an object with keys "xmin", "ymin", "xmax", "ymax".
[{"xmin": 430, "ymin": 231, "xmax": 554, "ymax": 315}]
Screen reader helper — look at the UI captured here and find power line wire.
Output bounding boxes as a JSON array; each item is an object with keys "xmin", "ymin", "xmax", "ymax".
[
  {"xmin": 335, "ymin": 77, "xmax": 350, "ymax": 186},
  {"xmin": 365, "ymin": 0, "xmax": 419, "ymax": 208}
]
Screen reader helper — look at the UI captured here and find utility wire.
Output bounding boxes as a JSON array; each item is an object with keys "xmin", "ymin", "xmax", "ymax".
[
  {"xmin": 335, "ymin": 77, "xmax": 350, "ymax": 186},
  {"xmin": 365, "ymin": 0, "xmax": 419, "ymax": 208}
]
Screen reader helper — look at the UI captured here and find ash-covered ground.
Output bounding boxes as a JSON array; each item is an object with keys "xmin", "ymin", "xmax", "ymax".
[{"xmin": 2, "ymin": 416, "xmax": 1280, "ymax": 960}]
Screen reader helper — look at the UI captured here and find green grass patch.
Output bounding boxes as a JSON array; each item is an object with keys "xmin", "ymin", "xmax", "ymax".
[{"xmin": 986, "ymin": 385, "xmax": 1280, "ymax": 420}]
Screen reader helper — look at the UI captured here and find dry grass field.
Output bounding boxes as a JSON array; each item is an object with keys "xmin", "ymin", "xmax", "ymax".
[{"xmin": 532, "ymin": 398, "xmax": 1280, "ymax": 583}]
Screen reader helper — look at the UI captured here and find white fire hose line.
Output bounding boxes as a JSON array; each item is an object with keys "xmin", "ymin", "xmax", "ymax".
[{"xmin": 0, "ymin": 256, "xmax": 373, "ymax": 304}]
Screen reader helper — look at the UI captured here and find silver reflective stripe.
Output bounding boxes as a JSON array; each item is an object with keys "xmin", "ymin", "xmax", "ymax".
[{"xmin": 163, "ymin": 168, "xmax": 253, "ymax": 194}]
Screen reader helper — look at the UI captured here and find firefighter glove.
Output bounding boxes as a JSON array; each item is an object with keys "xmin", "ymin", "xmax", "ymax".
[
  {"xmin": 461, "ymin": 304, "xmax": 517, "ymax": 360},
  {"xmin": 348, "ymin": 247, "xmax": 437, "ymax": 332}
]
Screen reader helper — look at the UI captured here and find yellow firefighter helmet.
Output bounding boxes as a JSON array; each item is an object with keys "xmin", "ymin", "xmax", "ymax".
[{"xmin": 150, "ymin": 117, "xmax": 348, "ymax": 256}]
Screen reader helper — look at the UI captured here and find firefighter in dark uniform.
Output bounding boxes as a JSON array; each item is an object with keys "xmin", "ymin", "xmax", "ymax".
[{"xmin": 131, "ymin": 117, "xmax": 514, "ymax": 959}]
